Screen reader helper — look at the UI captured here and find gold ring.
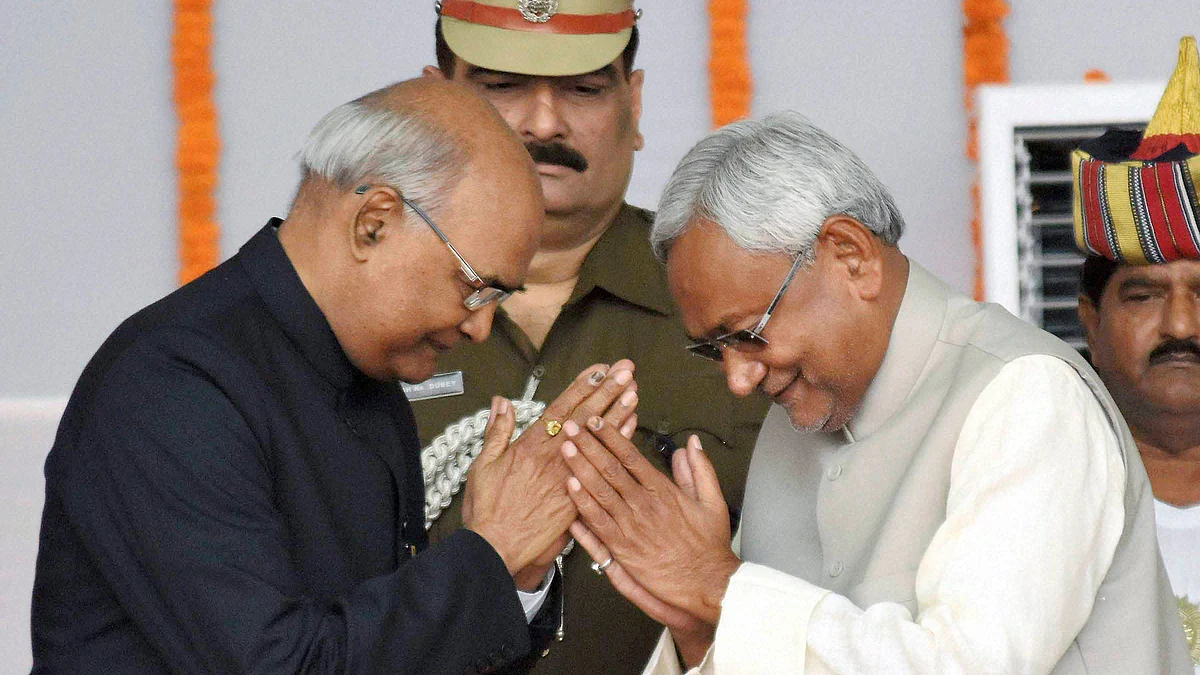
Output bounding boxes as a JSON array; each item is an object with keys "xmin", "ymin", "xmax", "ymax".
[{"xmin": 545, "ymin": 419, "xmax": 563, "ymax": 437}]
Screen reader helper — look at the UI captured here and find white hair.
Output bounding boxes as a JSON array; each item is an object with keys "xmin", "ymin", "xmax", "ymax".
[
  {"xmin": 298, "ymin": 88, "xmax": 467, "ymax": 212},
  {"xmin": 651, "ymin": 111, "xmax": 905, "ymax": 263}
]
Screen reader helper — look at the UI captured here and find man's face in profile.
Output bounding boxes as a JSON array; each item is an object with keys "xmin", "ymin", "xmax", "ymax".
[
  {"xmin": 445, "ymin": 57, "xmax": 644, "ymax": 219},
  {"xmin": 666, "ymin": 221, "xmax": 878, "ymax": 434},
  {"xmin": 1080, "ymin": 259, "xmax": 1200, "ymax": 427}
]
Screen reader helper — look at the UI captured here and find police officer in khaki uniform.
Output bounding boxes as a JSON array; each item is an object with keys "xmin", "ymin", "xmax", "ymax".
[{"xmin": 413, "ymin": 2, "xmax": 769, "ymax": 673}]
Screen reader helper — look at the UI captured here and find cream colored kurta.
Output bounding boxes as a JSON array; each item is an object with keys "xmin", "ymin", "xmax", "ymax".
[{"xmin": 643, "ymin": 262, "xmax": 1189, "ymax": 674}]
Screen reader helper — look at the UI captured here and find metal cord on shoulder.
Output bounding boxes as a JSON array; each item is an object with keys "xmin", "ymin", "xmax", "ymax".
[{"xmin": 421, "ymin": 399, "xmax": 547, "ymax": 528}]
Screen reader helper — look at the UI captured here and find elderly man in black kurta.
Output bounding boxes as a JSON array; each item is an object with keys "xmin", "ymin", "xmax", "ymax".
[{"xmin": 31, "ymin": 79, "xmax": 641, "ymax": 674}]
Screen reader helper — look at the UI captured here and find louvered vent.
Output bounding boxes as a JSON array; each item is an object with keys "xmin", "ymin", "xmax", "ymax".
[{"xmin": 1012, "ymin": 125, "xmax": 1112, "ymax": 350}]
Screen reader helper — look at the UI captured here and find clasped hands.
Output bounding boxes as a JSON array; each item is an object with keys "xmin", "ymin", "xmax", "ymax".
[
  {"xmin": 462, "ymin": 359, "xmax": 641, "ymax": 591},
  {"xmin": 561, "ymin": 409, "xmax": 742, "ymax": 666},
  {"xmin": 462, "ymin": 359, "xmax": 740, "ymax": 665}
]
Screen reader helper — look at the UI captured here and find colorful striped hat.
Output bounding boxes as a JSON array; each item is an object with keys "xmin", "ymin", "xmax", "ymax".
[{"xmin": 1072, "ymin": 36, "xmax": 1200, "ymax": 264}]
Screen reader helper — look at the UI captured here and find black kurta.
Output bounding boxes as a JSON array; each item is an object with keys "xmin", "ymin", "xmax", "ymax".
[{"xmin": 32, "ymin": 221, "xmax": 546, "ymax": 674}]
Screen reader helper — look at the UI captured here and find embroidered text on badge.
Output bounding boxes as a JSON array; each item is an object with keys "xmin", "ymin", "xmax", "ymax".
[{"xmin": 400, "ymin": 371, "xmax": 465, "ymax": 401}]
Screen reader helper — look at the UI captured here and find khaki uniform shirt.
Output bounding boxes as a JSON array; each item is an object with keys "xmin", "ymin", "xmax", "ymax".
[{"xmin": 411, "ymin": 204, "xmax": 768, "ymax": 675}]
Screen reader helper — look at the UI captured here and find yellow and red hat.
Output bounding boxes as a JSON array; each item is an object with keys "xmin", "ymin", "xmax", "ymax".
[
  {"xmin": 437, "ymin": 0, "xmax": 640, "ymax": 77},
  {"xmin": 1072, "ymin": 36, "xmax": 1200, "ymax": 264}
]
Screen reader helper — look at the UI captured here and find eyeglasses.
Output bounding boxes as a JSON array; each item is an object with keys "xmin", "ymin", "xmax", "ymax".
[
  {"xmin": 685, "ymin": 252, "xmax": 805, "ymax": 362},
  {"xmin": 355, "ymin": 185, "xmax": 513, "ymax": 311}
]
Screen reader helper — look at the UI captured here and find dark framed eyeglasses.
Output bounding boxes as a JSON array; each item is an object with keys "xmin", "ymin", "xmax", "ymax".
[
  {"xmin": 685, "ymin": 252, "xmax": 805, "ymax": 362},
  {"xmin": 355, "ymin": 185, "xmax": 514, "ymax": 311}
]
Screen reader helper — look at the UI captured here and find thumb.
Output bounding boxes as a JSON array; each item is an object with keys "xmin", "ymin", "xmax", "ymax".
[
  {"xmin": 672, "ymin": 439, "xmax": 699, "ymax": 500},
  {"xmin": 686, "ymin": 436, "xmax": 725, "ymax": 508},
  {"xmin": 479, "ymin": 397, "xmax": 514, "ymax": 465}
]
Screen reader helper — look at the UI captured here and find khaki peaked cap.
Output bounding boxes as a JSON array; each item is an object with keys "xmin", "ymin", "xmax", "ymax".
[{"xmin": 439, "ymin": 0, "xmax": 639, "ymax": 76}]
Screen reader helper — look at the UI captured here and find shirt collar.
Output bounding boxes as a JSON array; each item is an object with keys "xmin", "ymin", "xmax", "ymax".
[
  {"xmin": 843, "ymin": 260, "xmax": 949, "ymax": 442},
  {"xmin": 567, "ymin": 204, "xmax": 675, "ymax": 317},
  {"xmin": 239, "ymin": 219, "xmax": 361, "ymax": 390}
]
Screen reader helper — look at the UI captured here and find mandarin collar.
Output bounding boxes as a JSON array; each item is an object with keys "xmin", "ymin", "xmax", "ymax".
[
  {"xmin": 567, "ymin": 204, "xmax": 674, "ymax": 316},
  {"xmin": 239, "ymin": 219, "xmax": 362, "ymax": 390},
  {"xmin": 842, "ymin": 260, "xmax": 949, "ymax": 443}
]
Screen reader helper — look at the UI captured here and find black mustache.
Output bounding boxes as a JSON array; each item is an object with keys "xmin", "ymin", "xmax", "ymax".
[
  {"xmin": 1148, "ymin": 338, "xmax": 1200, "ymax": 364},
  {"xmin": 525, "ymin": 142, "xmax": 588, "ymax": 172}
]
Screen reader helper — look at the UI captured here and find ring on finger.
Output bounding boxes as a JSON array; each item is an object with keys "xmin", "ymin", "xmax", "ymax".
[
  {"xmin": 543, "ymin": 418, "xmax": 563, "ymax": 437},
  {"xmin": 590, "ymin": 556, "xmax": 614, "ymax": 576}
]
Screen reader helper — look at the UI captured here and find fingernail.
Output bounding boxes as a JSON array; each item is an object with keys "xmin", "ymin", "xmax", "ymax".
[
  {"xmin": 562, "ymin": 441, "xmax": 578, "ymax": 458},
  {"xmin": 563, "ymin": 420, "xmax": 580, "ymax": 437},
  {"xmin": 620, "ymin": 390, "xmax": 637, "ymax": 407},
  {"xmin": 588, "ymin": 369, "xmax": 607, "ymax": 385},
  {"xmin": 568, "ymin": 477, "xmax": 582, "ymax": 491},
  {"xmin": 690, "ymin": 434, "xmax": 702, "ymax": 450},
  {"xmin": 587, "ymin": 416, "xmax": 604, "ymax": 431},
  {"xmin": 614, "ymin": 369, "xmax": 632, "ymax": 385},
  {"xmin": 497, "ymin": 397, "xmax": 509, "ymax": 415}
]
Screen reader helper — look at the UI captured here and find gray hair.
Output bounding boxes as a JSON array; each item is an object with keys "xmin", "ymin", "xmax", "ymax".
[
  {"xmin": 651, "ymin": 111, "xmax": 905, "ymax": 263},
  {"xmin": 298, "ymin": 88, "xmax": 467, "ymax": 212}
]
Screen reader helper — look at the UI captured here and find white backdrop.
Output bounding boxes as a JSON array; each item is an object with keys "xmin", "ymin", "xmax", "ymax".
[{"xmin": 1, "ymin": 0, "xmax": 1196, "ymax": 669}]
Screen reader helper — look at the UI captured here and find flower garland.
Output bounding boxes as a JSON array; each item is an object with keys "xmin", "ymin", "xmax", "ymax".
[
  {"xmin": 708, "ymin": 0, "xmax": 752, "ymax": 128},
  {"xmin": 963, "ymin": 0, "xmax": 1009, "ymax": 300},
  {"xmin": 173, "ymin": 0, "xmax": 220, "ymax": 285}
]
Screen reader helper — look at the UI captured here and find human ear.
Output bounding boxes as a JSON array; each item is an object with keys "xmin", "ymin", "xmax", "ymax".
[
  {"xmin": 818, "ymin": 215, "xmax": 884, "ymax": 300},
  {"xmin": 629, "ymin": 69, "xmax": 645, "ymax": 151},
  {"xmin": 350, "ymin": 186, "xmax": 402, "ymax": 262},
  {"xmin": 1077, "ymin": 294, "xmax": 1100, "ymax": 350},
  {"xmin": 422, "ymin": 65, "xmax": 447, "ymax": 80}
]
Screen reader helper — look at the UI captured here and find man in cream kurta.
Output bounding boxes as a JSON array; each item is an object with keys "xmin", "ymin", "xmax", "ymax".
[{"xmin": 556, "ymin": 111, "xmax": 1190, "ymax": 673}]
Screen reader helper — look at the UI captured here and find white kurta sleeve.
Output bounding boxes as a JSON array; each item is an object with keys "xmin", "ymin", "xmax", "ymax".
[{"xmin": 692, "ymin": 355, "xmax": 1127, "ymax": 674}]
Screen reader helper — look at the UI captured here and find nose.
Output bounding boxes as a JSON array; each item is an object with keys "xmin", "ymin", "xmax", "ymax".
[
  {"xmin": 515, "ymin": 82, "xmax": 567, "ymax": 142},
  {"xmin": 459, "ymin": 304, "xmax": 497, "ymax": 344},
  {"xmin": 1160, "ymin": 287, "xmax": 1200, "ymax": 340},
  {"xmin": 721, "ymin": 349, "xmax": 768, "ymax": 398}
]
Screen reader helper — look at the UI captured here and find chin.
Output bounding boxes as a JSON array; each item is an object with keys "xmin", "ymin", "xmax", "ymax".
[
  {"xmin": 782, "ymin": 403, "xmax": 835, "ymax": 434},
  {"xmin": 396, "ymin": 360, "xmax": 438, "ymax": 384}
]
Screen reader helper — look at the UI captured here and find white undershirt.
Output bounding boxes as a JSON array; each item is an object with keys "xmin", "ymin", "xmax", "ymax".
[{"xmin": 1155, "ymin": 499, "xmax": 1200, "ymax": 672}]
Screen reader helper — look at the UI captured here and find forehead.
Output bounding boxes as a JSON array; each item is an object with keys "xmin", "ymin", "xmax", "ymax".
[
  {"xmin": 665, "ymin": 222, "xmax": 790, "ymax": 333},
  {"xmin": 438, "ymin": 161, "xmax": 542, "ymax": 283}
]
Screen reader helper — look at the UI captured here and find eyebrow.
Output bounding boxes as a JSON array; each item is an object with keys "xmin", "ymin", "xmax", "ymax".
[
  {"xmin": 687, "ymin": 313, "xmax": 745, "ymax": 343},
  {"xmin": 1116, "ymin": 277, "xmax": 1165, "ymax": 293},
  {"xmin": 464, "ymin": 64, "xmax": 619, "ymax": 82},
  {"xmin": 482, "ymin": 276, "xmax": 525, "ymax": 295},
  {"xmin": 462, "ymin": 65, "xmax": 527, "ymax": 80}
]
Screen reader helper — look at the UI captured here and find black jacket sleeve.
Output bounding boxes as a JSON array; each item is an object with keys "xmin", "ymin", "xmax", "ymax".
[{"xmin": 44, "ymin": 334, "xmax": 531, "ymax": 674}]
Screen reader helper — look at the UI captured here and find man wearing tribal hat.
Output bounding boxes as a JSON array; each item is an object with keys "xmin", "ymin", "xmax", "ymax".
[
  {"xmin": 1075, "ymin": 36, "xmax": 1200, "ymax": 671},
  {"xmin": 412, "ymin": 2, "xmax": 769, "ymax": 673}
]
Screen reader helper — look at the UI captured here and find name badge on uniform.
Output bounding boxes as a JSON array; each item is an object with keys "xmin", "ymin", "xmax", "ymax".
[{"xmin": 401, "ymin": 371, "xmax": 465, "ymax": 401}]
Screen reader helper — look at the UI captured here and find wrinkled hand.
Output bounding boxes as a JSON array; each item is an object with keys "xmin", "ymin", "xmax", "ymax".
[
  {"xmin": 561, "ymin": 423, "xmax": 740, "ymax": 631},
  {"xmin": 463, "ymin": 360, "xmax": 640, "ymax": 589}
]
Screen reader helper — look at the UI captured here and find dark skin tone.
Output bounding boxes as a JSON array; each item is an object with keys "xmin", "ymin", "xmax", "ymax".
[
  {"xmin": 422, "ymin": 57, "xmax": 644, "ymax": 350},
  {"xmin": 1079, "ymin": 259, "xmax": 1200, "ymax": 507},
  {"xmin": 562, "ymin": 217, "xmax": 907, "ymax": 664}
]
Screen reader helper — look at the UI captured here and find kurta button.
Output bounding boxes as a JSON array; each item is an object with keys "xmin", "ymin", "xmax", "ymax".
[
  {"xmin": 826, "ymin": 464, "xmax": 843, "ymax": 481},
  {"xmin": 656, "ymin": 419, "xmax": 671, "ymax": 435},
  {"xmin": 829, "ymin": 560, "xmax": 844, "ymax": 577},
  {"xmin": 531, "ymin": 365, "xmax": 546, "ymax": 379}
]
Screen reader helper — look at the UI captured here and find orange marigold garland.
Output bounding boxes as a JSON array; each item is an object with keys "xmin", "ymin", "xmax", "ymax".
[
  {"xmin": 708, "ymin": 0, "xmax": 752, "ymax": 128},
  {"xmin": 963, "ymin": 0, "xmax": 1009, "ymax": 300},
  {"xmin": 172, "ymin": 0, "xmax": 220, "ymax": 285}
]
